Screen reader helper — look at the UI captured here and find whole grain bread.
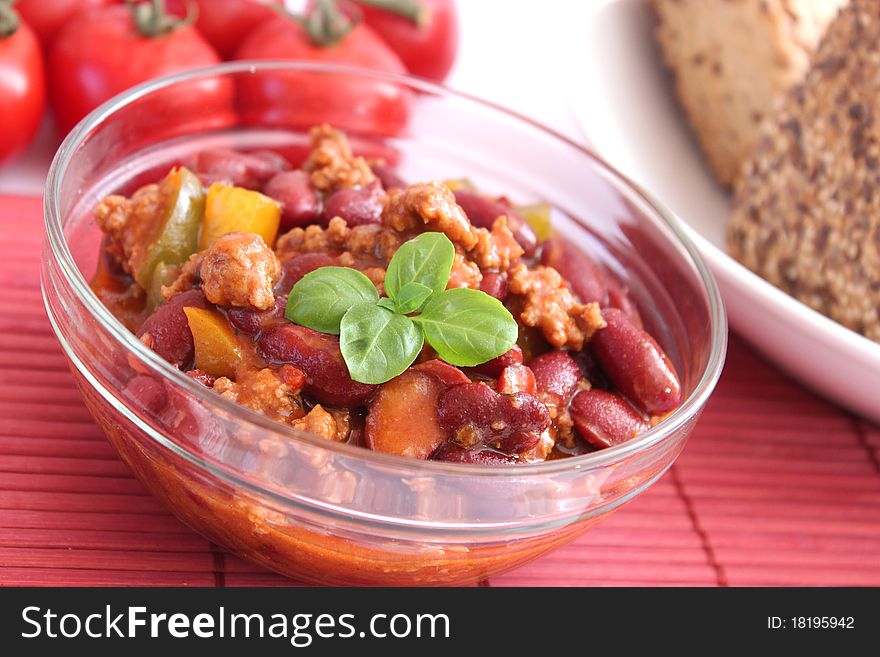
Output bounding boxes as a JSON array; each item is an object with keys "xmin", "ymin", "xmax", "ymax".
[
  {"xmin": 728, "ymin": 0, "xmax": 880, "ymax": 342},
  {"xmin": 652, "ymin": 0, "xmax": 847, "ymax": 186}
]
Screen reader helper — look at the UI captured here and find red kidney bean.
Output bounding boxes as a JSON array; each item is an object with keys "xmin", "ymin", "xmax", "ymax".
[
  {"xmin": 137, "ymin": 289, "xmax": 211, "ymax": 368},
  {"xmin": 194, "ymin": 147, "xmax": 284, "ymax": 189},
  {"xmin": 125, "ymin": 375, "xmax": 218, "ymax": 445},
  {"xmin": 608, "ymin": 286, "xmax": 644, "ymax": 328},
  {"xmin": 160, "ymin": 384, "xmax": 218, "ymax": 446},
  {"xmin": 453, "ymin": 190, "xmax": 538, "ymax": 256},
  {"xmin": 371, "ymin": 163, "xmax": 406, "ymax": 189},
  {"xmin": 263, "ymin": 170, "xmax": 322, "ymax": 231},
  {"xmin": 478, "ymin": 271, "xmax": 508, "ymax": 301},
  {"xmin": 438, "ymin": 383, "xmax": 550, "ymax": 445},
  {"xmin": 126, "ymin": 376, "xmax": 219, "ymax": 451},
  {"xmin": 124, "ymin": 375, "xmax": 167, "ymax": 415},
  {"xmin": 186, "ymin": 369, "xmax": 217, "ymax": 387},
  {"xmin": 258, "ymin": 324, "xmax": 377, "ymax": 407},
  {"xmin": 263, "ymin": 144, "xmax": 312, "ymax": 169},
  {"xmin": 473, "ymin": 344, "xmax": 523, "ymax": 378},
  {"xmin": 540, "ymin": 236, "xmax": 609, "ymax": 305},
  {"xmin": 529, "ymin": 351, "xmax": 580, "ymax": 403},
  {"xmin": 605, "ymin": 276, "xmax": 643, "ymax": 328},
  {"xmin": 570, "ymin": 389, "xmax": 650, "ymax": 449},
  {"xmin": 497, "ymin": 364, "xmax": 537, "ymax": 395},
  {"xmin": 275, "ymin": 253, "xmax": 343, "ymax": 295},
  {"xmin": 413, "ymin": 359, "xmax": 471, "ymax": 387},
  {"xmin": 571, "ymin": 346, "xmax": 611, "ymax": 390},
  {"xmin": 430, "ymin": 442, "xmax": 517, "ymax": 465},
  {"xmin": 591, "ymin": 308, "xmax": 682, "ymax": 415},
  {"xmin": 249, "ymin": 150, "xmax": 291, "ymax": 172},
  {"xmin": 226, "ymin": 296, "xmax": 286, "ymax": 336},
  {"xmin": 322, "ymin": 181, "xmax": 383, "ymax": 226},
  {"xmin": 496, "ymin": 430, "xmax": 541, "ymax": 455}
]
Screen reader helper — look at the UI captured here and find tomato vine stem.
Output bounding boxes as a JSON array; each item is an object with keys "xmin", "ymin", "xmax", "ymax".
[
  {"xmin": 357, "ymin": 0, "xmax": 428, "ymax": 27},
  {"xmin": 0, "ymin": 0, "xmax": 20, "ymax": 39},
  {"xmin": 126, "ymin": 0, "xmax": 197, "ymax": 38},
  {"xmin": 300, "ymin": 0, "xmax": 357, "ymax": 48},
  {"xmin": 276, "ymin": 0, "xmax": 429, "ymax": 49}
]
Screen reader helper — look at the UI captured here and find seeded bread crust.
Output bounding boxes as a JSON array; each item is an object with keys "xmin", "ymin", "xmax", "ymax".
[
  {"xmin": 728, "ymin": 0, "xmax": 880, "ymax": 342},
  {"xmin": 651, "ymin": 0, "xmax": 847, "ymax": 186}
]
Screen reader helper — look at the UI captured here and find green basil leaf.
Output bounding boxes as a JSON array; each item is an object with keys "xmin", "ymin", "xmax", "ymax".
[
  {"xmin": 340, "ymin": 302, "xmax": 424, "ymax": 384},
  {"xmin": 384, "ymin": 232, "xmax": 455, "ymax": 305},
  {"xmin": 413, "ymin": 288, "xmax": 518, "ymax": 367},
  {"xmin": 377, "ymin": 297, "xmax": 398, "ymax": 312},
  {"xmin": 286, "ymin": 266, "xmax": 378, "ymax": 335},
  {"xmin": 395, "ymin": 282, "xmax": 434, "ymax": 314}
]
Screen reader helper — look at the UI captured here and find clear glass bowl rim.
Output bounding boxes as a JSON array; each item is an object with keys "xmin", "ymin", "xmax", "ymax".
[{"xmin": 43, "ymin": 60, "xmax": 728, "ymax": 481}]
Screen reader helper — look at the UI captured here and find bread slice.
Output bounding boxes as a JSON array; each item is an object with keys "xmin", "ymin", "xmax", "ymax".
[
  {"xmin": 652, "ymin": 0, "xmax": 847, "ymax": 186},
  {"xmin": 728, "ymin": 0, "xmax": 880, "ymax": 342}
]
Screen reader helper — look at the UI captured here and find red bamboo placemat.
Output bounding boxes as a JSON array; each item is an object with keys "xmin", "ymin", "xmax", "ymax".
[{"xmin": 2, "ymin": 194, "xmax": 879, "ymax": 587}]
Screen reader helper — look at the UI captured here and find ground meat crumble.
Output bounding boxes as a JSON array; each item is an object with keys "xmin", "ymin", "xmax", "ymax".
[
  {"xmin": 291, "ymin": 405, "xmax": 352, "ymax": 442},
  {"xmin": 383, "ymin": 182, "xmax": 478, "ymax": 249},
  {"xmin": 303, "ymin": 124, "xmax": 376, "ymax": 192},
  {"xmin": 162, "ymin": 233, "xmax": 282, "ymax": 310},
  {"xmin": 380, "ymin": 182, "xmax": 524, "ymax": 272},
  {"xmin": 276, "ymin": 217, "xmax": 404, "ymax": 264},
  {"xmin": 213, "ymin": 366, "xmax": 305, "ymax": 424},
  {"xmin": 508, "ymin": 263, "xmax": 606, "ymax": 350},
  {"xmin": 447, "ymin": 253, "xmax": 482, "ymax": 289},
  {"xmin": 94, "ymin": 183, "xmax": 165, "ymax": 276},
  {"xmin": 468, "ymin": 216, "xmax": 523, "ymax": 271},
  {"xmin": 203, "ymin": 233, "xmax": 281, "ymax": 309}
]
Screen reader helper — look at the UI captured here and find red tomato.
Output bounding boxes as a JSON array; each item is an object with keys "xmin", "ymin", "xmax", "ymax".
[
  {"xmin": 355, "ymin": 0, "xmax": 458, "ymax": 81},
  {"xmin": 235, "ymin": 14, "xmax": 410, "ymax": 135},
  {"xmin": 0, "ymin": 20, "xmax": 45, "ymax": 164},
  {"xmin": 49, "ymin": 4, "xmax": 232, "ymax": 135},
  {"xmin": 166, "ymin": 0, "xmax": 281, "ymax": 58},
  {"xmin": 15, "ymin": 0, "xmax": 116, "ymax": 49}
]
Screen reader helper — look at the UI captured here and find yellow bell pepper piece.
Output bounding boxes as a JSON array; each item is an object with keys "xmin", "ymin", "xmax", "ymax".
[
  {"xmin": 200, "ymin": 183, "xmax": 281, "ymax": 250},
  {"xmin": 443, "ymin": 178, "xmax": 476, "ymax": 192},
  {"xmin": 183, "ymin": 307, "xmax": 243, "ymax": 380},
  {"xmin": 516, "ymin": 202, "xmax": 554, "ymax": 241}
]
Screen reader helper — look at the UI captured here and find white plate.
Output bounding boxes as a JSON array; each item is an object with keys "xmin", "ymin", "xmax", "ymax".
[{"xmin": 570, "ymin": 0, "xmax": 880, "ymax": 422}]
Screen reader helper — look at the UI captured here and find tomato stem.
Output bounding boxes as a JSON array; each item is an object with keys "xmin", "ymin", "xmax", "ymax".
[
  {"xmin": 357, "ymin": 0, "xmax": 428, "ymax": 27},
  {"xmin": 301, "ymin": 0, "xmax": 357, "ymax": 48},
  {"xmin": 0, "ymin": 0, "xmax": 20, "ymax": 39},
  {"xmin": 126, "ymin": 0, "xmax": 197, "ymax": 38}
]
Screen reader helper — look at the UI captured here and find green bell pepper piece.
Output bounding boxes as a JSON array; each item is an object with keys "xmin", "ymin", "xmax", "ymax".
[{"xmin": 134, "ymin": 166, "xmax": 205, "ymax": 291}]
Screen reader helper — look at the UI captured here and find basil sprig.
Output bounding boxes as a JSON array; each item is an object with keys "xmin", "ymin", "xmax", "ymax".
[
  {"xmin": 339, "ymin": 303, "xmax": 424, "ymax": 384},
  {"xmin": 285, "ymin": 232, "xmax": 518, "ymax": 384},
  {"xmin": 285, "ymin": 266, "xmax": 379, "ymax": 335},
  {"xmin": 384, "ymin": 232, "xmax": 455, "ymax": 313},
  {"xmin": 412, "ymin": 288, "xmax": 519, "ymax": 367}
]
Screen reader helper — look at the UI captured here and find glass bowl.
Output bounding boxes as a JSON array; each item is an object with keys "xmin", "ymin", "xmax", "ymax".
[{"xmin": 41, "ymin": 62, "xmax": 726, "ymax": 586}]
